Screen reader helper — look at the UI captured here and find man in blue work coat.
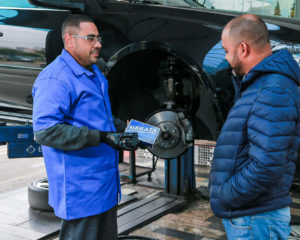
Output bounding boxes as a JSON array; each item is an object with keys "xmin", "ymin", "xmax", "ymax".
[{"xmin": 32, "ymin": 14, "xmax": 139, "ymax": 240}]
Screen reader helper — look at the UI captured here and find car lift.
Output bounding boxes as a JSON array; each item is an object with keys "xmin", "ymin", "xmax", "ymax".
[
  {"xmin": 0, "ymin": 122, "xmax": 196, "ymax": 239},
  {"xmin": 0, "ymin": 122, "xmax": 42, "ymax": 158},
  {"xmin": 0, "ymin": 122, "xmax": 196, "ymax": 196},
  {"xmin": 119, "ymin": 150, "xmax": 158, "ymax": 183}
]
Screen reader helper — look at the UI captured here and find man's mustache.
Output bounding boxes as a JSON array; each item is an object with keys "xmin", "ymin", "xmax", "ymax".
[{"xmin": 91, "ymin": 47, "xmax": 100, "ymax": 54}]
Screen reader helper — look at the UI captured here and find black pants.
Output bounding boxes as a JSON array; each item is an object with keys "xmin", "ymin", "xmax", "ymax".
[{"xmin": 59, "ymin": 206, "xmax": 118, "ymax": 240}]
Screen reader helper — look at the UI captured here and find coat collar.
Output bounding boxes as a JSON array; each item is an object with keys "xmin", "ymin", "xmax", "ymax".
[
  {"xmin": 61, "ymin": 49, "xmax": 95, "ymax": 77},
  {"xmin": 241, "ymin": 49, "xmax": 300, "ymax": 90}
]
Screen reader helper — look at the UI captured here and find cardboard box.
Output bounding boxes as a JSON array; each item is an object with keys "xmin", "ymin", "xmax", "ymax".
[{"xmin": 125, "ymin": 119, "xmax": 160, "ymax": 145}]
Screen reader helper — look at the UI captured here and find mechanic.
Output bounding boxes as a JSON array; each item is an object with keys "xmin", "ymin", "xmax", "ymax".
[
  {"xmin": 209, "ymin": 14, "xmax": 300, "ymax": 239},
  {"xmin": 32, "ymin": 14, "xmax": 139, "ymax": 240}
]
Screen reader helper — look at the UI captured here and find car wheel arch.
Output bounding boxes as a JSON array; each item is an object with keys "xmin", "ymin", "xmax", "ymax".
[{"xmin": 106, "ymin": 42, "xmax": 222, "ymax": 140}]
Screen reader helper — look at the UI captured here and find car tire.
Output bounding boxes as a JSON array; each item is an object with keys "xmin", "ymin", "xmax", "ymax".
[{"xmin": 28, "ymin": 178, "xmax": 53, "ymax": 211}]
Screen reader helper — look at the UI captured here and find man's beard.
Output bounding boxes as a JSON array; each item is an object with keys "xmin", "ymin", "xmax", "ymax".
[
  {"xmin": 89, "ymin": 48, "xmax": 100, "ymax": 64},
  {"xmin": 231, "ymin": 51, "xmax": 243, "ymax": 76}
]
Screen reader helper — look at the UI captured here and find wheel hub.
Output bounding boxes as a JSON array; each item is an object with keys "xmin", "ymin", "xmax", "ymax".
[{"xmin": 146, "ymin": 110, "xmax": 192, "ymax": 159}]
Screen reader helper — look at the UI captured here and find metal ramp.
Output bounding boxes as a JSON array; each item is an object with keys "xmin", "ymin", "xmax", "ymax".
[
  {"xmin": 0, "ymin": 187, "xmax": 187, "ymax": 240},
  {"xmin": 118, "ymin": 193, "xmax": 186, "ymax": 235}
]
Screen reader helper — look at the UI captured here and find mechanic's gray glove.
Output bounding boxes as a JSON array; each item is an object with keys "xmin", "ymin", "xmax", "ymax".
[
  {"xmin": 100, "ymin": 132, "xmax": 139, "ymax": 151},
  {"xmin": 138, "ymin": 141, "xmax": 149, "ymax": 149},
  {"xmin": 113, "ymin": 118, "xmax": 127, "ymax": 132}
]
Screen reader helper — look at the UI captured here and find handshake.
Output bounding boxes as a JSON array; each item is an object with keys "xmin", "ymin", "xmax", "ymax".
[{"xmin": 100, "ymin": 132, "xmax": 140, "ymax": 151}]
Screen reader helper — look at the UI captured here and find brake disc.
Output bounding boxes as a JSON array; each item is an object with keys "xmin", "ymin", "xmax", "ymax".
[{"xmin": 145, "ymin": 110, "xmax": 192, "ymax": 159}]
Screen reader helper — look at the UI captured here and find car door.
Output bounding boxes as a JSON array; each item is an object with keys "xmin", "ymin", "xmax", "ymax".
[{"xmin": 0, "ymin": 0, "xmax": 69, "ymax": 111}]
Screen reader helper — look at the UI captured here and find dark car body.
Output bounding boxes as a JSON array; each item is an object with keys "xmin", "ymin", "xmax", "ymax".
[{"xmin": 0, "ymin": 0, "xmax": 299, "ymax": 156}]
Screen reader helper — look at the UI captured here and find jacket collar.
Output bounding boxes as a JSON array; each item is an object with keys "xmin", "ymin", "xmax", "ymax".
[
  {"xmin": 241, "ymin": 49, "xmax": 300, "ymax": 90},
  {"xmin": 61, "ymin": 49, "xmax": 95, "ymax": 77}
]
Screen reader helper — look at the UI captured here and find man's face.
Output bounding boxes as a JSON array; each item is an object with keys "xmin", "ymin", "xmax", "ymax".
[
  {"xmin": 222, "ymin": 30, "xmax": 244, "ymax": 76},
  {"xmin": 70, "ymin": 22, "xmax": 102, "ymax": 68}
]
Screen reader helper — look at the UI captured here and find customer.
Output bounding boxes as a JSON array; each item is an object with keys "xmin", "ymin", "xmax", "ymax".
[
  {"xmin": 209, "ymin": 14, "xmax": 300, "ymax": 240},
  {"xmin": 32, "ymin": 14, "xmax": 139, "ymax": 240}
]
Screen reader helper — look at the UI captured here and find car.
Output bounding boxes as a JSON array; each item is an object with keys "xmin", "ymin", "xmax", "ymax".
[{"xmin": 0, "ymin": 0, "xmax": 299, "ymax": 158}]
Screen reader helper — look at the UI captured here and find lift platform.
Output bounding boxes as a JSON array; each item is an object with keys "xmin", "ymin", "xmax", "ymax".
[{"xmin": 0, "ymin": 185, "xmax": 188, "ymax": 239}]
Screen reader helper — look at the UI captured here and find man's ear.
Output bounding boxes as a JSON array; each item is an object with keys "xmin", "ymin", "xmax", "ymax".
[
  {"xmin": 240, "ymin": 42, "xmax": 250, "ymax": 58},
  {"xmin": 64, "ymin": 34, "xmax": 72, "ymax": 49}
]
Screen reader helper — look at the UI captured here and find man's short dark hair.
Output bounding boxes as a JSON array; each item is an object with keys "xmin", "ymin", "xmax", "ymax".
[
  {"xmin": 61, "ymin": 14, "xmax": 95, "ymax": 40},
  {"xmin": 228, "ymin": 16, "xmax": 270, "ymax": 50}
]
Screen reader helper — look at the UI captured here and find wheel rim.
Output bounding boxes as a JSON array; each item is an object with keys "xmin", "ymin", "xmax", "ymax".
[{"xmin": 36, "ymin": 179, "xmax": 49, "ymax": 190}]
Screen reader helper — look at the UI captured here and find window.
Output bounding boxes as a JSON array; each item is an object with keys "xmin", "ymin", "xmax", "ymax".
[
  {"xmin": 204, "ymin": 0, "xmax": 300, "ymax": 20},
  {"xmin": 110, "ymin": 0, "xmax": 204, "ymax": 8},
  {"xmin": 0, "ymin": 0, "xmax": 36, "ymax": 8}
]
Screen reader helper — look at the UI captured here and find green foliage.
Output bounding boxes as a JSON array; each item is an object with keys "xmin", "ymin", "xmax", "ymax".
[
  {"xmin": 290, "ymin": 2, "xmax": 295, "ymax": 18},
  {"xmin": 274, "ymin": 0, "xmax": 281, "ymax": 16}
]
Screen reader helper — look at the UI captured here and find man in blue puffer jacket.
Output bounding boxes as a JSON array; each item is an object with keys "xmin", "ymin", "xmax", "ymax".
[{"xmin": 209, "ymin": 14, "xmax": 300, "ymax": 239}]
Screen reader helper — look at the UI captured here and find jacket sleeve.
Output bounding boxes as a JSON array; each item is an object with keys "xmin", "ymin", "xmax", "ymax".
[
  {"xmin": 33, "ymin": 78, "xmax": 100, "ymax": 151},
  {"xmin": 35, "ymin": 124, "xmax": 100, "ymax": 151},
  {"xmin": 219, "ymin": 86, "xmax": 298, "ymax": 209}
]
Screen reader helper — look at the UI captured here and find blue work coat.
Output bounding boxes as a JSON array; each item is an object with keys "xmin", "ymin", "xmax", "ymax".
[{"xmin": 32, "ymin": 50, "xmax": 120, "ymax": 220}]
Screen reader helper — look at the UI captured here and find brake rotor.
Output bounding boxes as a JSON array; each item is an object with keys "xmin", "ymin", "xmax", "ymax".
[{"xmin": 145, "ymin": 110, "xmax": 189, "ymax": 159}]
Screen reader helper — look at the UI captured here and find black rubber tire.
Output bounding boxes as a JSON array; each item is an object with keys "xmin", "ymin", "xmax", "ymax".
[{"xmin": 28, "ymin": 178, "xmax": 53, "ymax": 211}]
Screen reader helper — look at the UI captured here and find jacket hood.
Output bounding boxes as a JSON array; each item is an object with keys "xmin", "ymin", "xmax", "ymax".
[{"xmin": 243, "ymin": 49, "xmax": 300, "ymax": 87}]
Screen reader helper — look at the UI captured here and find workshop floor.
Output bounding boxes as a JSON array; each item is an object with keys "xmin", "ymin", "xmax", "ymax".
[
  {"xmin": 1, "ymin": 146, "xmax": 300, "ymax": 239},
  {"xmin": 122, "ymin": 152, "xmax": 227, "ymax": 240},
  {"xmin": 124, "ymin": 151, "xmax": 300, "ymax": 240}
]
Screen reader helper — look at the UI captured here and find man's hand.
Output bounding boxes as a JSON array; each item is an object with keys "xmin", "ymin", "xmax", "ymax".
[
  {"xmin": 113, "ymin": 118, "xmax": 127, "ymax": 132},
  {"xmin": 100, "ymin": 132, "xmax": 139, "ymax": 151},
  {"xmin": 138, "ymin": 141, "xmax": 149, "ymax": 149}
]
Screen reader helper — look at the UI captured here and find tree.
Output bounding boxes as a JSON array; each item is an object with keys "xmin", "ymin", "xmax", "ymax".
[
  {"xmin": 290, "ymin": 2, "xmax": 295, "ymax": 18},
  {"xmin": 274, "ymin": 0, "xmax": 281, "ymax": 16}
]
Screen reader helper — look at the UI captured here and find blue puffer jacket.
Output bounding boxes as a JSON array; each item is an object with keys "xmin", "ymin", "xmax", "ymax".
[{"xmin": 209, "ymin": 49, "xmax": 300, "ymax": 218}]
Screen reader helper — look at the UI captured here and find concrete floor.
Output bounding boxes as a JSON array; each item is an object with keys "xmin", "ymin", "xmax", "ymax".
[
  {"xmin": 0, "ymin": 145, "xmax": 46, "ymax": 194},
  {"xmin": 127, "ymin": 152, "xmax": 226, "ymax": 240},
  {"xmin": 0, "ymin": 146, "xmax": 300, "ymax": 239}
]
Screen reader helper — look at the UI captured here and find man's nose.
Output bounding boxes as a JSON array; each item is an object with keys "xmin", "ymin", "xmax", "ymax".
[{"xmin": 94, "ymin": 39, "xmax": 102, "ymax": 48}]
